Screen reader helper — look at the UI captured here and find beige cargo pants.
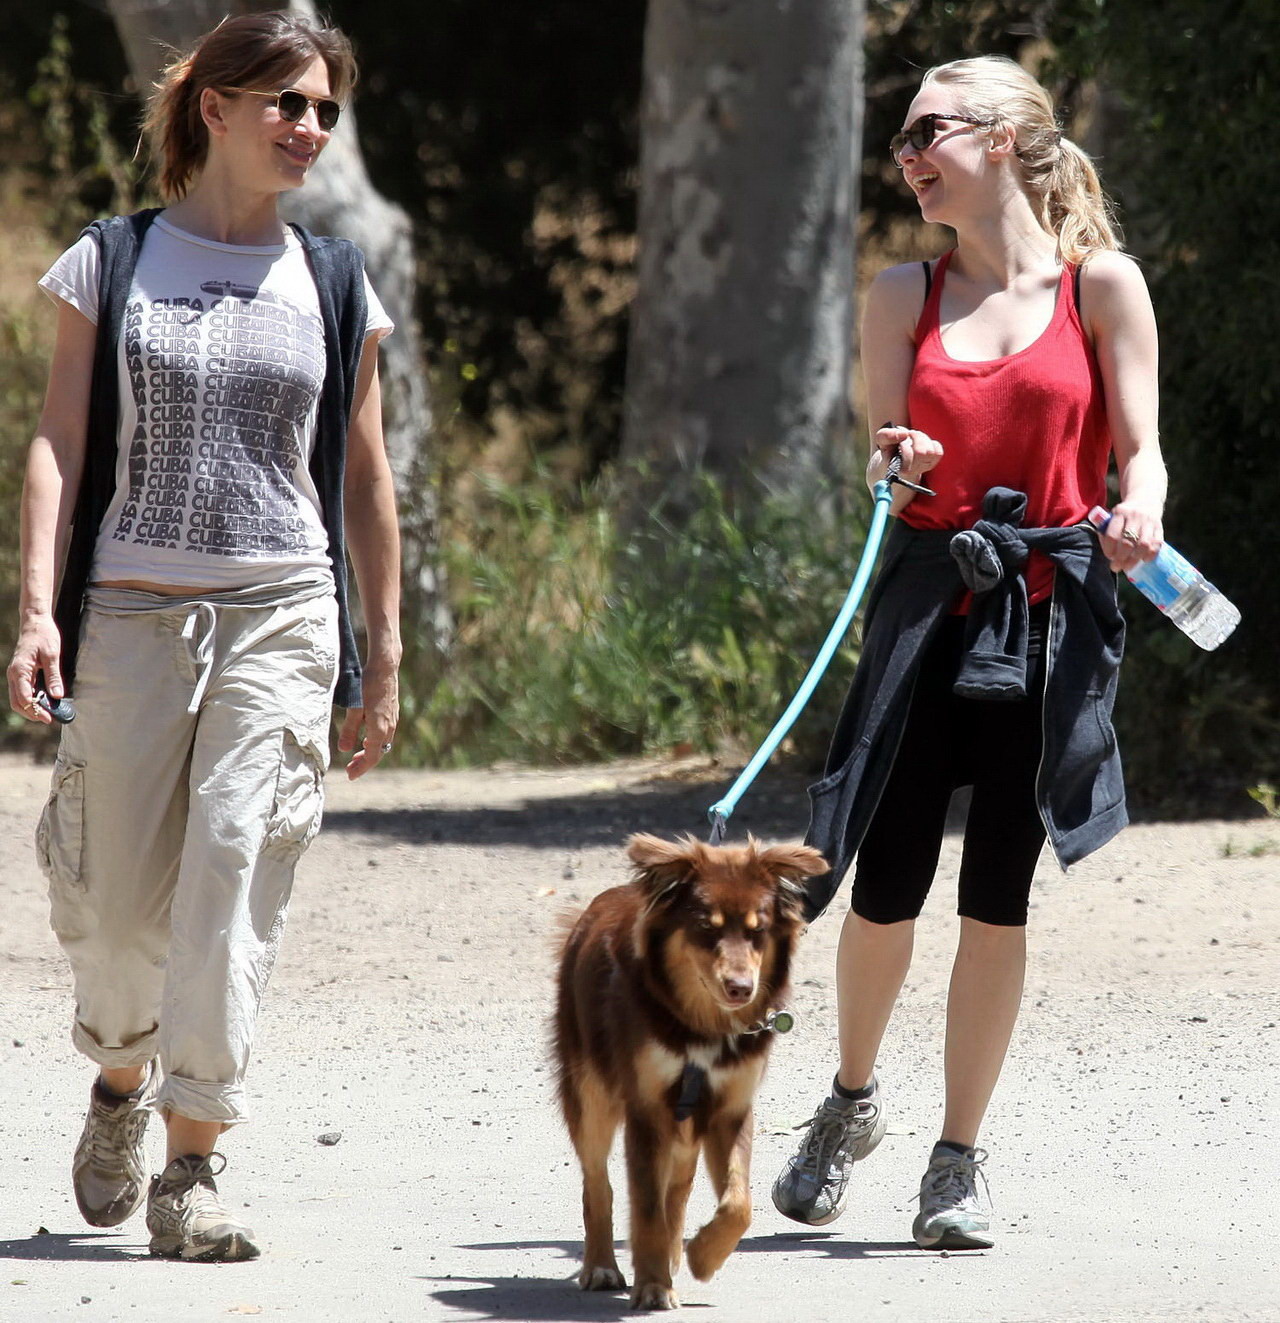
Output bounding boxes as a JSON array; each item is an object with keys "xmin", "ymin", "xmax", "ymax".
[{"xmin": 37, "ymin": 581, "xmax": 339, "ymax": 1125}]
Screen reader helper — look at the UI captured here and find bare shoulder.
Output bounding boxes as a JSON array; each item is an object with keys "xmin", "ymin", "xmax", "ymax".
[
  {"xmin": 1078, "ymin": 250, "xmax": 1156, "ymax": 340},
  {"xmin": 867, "ymin": 259, "xmax": 932, "ymax": 302},
  {"xmin": 863, "ymin": 260, "xmax": 931, "ymax": 333},
  {"xmin": 1079, "ymin": 250, "xmax": 1150, "ymax": 302}
]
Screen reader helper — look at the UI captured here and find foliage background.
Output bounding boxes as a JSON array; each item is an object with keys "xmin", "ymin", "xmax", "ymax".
[{"xmin": 0, "ymin": 0, "xmax": 1276, "ymax": 816}]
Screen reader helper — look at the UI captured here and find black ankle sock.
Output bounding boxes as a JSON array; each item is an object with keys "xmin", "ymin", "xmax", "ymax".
[
  {"xmin": 831, "ymin": 1073, "xmax": 874, "ymax": 1102},
  {"xmin": 95, "ymin": 1068, "xmax": 149, "ymax": 1102},
  {"xmin": 934, "ymin": 1139, "xmax": 971, "ymax": 1158}
]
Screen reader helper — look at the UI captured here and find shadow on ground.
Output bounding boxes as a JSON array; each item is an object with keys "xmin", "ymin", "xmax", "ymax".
[
  {"xmin": 424, "ymin": 1233, "xmax": 931, "ymax": 1319},
  {"xmin": 734, "ymin": 1231, "xmax": 929, "ymax": 1260},
  {"xmin": 426, "ymin": 1243, "xmax": 643, "ymax": 1322},
  {"xmin": 323, "ymin": 770, "xmax": 816, "ymax": 850},
  {"xmin": 322, "ymin": 767, "xmax": 978, "ymax": 853},
  {"xmin": 0, "ymin": 1230, "xmax": 148, "ymax": 1262},
  {"xmin": 425, "ymin": 1274, "xmax": 648, "ymax": 1322}
]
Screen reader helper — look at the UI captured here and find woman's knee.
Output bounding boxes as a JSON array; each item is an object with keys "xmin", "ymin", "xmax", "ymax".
[{"xmin": 956, "ymin": 913, "xmax": 1028, "ymax": 948}]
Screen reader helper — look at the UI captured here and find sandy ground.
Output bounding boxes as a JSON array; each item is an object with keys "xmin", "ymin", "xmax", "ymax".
[{"xmin": 1, "ymin": 751, "xmax": 1278, "ymax": 1323}]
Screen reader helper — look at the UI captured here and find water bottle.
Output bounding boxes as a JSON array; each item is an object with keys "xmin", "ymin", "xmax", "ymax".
[{"xmin": 1086, "ymin": 507, "xmax": 1240, "ymax": 651}]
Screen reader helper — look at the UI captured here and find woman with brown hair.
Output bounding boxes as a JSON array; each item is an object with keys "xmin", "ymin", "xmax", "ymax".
[
  {"xmin": 771, "ymin": 55, "xmax": 1166, "ymax": 1249},
  {"xmin": 6, "ymin": 11, "xmax": 400, "ymax": 1261}
]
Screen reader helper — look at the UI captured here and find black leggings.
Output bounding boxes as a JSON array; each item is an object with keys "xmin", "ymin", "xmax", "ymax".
[{"xmin": 851, "ymin": 606, "xmax": 1049, "ymax": 928}]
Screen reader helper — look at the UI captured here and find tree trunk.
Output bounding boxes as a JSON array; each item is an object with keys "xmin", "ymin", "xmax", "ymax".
[
  {"xmin": 618, "ymin": 0, "xmax": 865, "ymax": 527},
  {"xmin": 104, "ymin": 0, "xmax": 449, "ymax": 650}
]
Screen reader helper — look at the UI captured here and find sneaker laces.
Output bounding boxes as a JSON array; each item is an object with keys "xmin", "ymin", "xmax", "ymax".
[
  {"xmin": 84, "ymin": 1088, "xmax": 149, "ymax": 1172},
  {"xmin": 156, "ymin": 1151, "xmax": 228, "ymax": 1201},
  {"xmin": 918, "ymin": 1147, "xmax": 990, "ymax": 1211},
  {"xmin": 792, "ymin": 1098, "xmax": 872, "ymax": 1178}
]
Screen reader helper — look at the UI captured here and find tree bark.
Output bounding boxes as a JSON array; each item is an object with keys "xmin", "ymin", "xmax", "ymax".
[
  {"xmin": 104, "ymin": 0, "xmax": 449, "ymax": 649},
  {"xmin": 618, "ymin": 0, "xmax": 865, "ymax": 526}
]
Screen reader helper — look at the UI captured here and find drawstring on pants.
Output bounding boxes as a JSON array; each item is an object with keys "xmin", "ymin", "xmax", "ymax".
[{"xmin": 180, "ymin": 603, "xmax": 218, "ymax": 715}]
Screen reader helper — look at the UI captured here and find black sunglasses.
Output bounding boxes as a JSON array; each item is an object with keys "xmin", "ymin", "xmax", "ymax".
[
  {"xmin": 890, "ymin": 112, "xmax": 992, "ymax": 167},
  {"xmin": 224, "ymin": 86, "xmax": 342, "ymax": 132}
]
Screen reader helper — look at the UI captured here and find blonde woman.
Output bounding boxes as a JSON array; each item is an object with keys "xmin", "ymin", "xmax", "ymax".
[
  {"xmin": 772, "ymin": 56, "xmax": 1166, "ymax": 1249},
  {"xmin": 6, "ymin": 12, "xmax": 400, "ymax": 1261}
]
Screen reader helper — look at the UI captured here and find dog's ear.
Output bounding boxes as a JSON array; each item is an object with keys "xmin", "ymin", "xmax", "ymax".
[
  {"xmin": 754, "ymin": 842, "xmax": 828, "ymax": 883},
  {"xmin": 626, "ymin": 833, "xmax": 701, "ymax": 908},
  {"xmin": 753, "ymin": 842, "xmax": 826, "ymax": 922}
]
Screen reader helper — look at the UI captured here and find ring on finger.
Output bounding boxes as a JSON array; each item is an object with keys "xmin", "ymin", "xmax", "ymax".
[{"xmin": 1122, "ymin": 529, "xmax": 1140, "ymax": 545}]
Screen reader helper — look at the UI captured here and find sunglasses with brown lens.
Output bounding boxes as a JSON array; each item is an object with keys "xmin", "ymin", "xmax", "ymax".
[
  {"xmin": 223, "ymin": 87, "xmax": 342, "ymax": 132},
  {"xmin": 890, "ymin": 113, "xmax": 992, "ymax": 167}
]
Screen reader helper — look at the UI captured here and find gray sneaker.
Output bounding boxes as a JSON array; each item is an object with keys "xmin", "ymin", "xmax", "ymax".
[
  {"xmin": 147, "ymin": 1153, "xmax": 260, "ymax": 1262},
  {"xmin": 72, "ymin": 1067, "xmax": 156, "ymax": 1227},
  {"xmin": 771, "ymin": 1078, "xmax": 886, "ymax": 1225},
  {"xmin": 912, "ymin": 1144, "xmax": 994, "ymax": 1250}
]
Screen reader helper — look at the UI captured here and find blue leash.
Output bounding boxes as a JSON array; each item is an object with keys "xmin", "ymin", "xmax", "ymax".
[{"xmin": 706, "ymin": 456, "xmax": 929, "ymax": 843}]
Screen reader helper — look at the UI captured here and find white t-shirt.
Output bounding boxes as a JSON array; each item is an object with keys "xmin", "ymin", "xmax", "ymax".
[{"xmin": 40, "ymin": 215, "xmax": 393, "ymax": 589}]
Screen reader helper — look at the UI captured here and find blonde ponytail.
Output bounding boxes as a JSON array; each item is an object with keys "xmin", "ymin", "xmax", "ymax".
[
  {"xmin": 1045, "ymin": 137, "xmax": 1120, "ymax": 266},
  {"xmin": 922, "ymin": 56, "xmax": 1121, "ymax": 265}
]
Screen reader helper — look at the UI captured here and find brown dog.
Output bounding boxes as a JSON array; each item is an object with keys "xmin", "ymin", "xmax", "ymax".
[{"xmin": 554, "ymin": 832, "xmax": 826, "ymax": 1310}]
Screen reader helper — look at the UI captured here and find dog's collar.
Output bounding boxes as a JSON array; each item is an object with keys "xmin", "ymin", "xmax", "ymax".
[
  {"xmin": 673, "ymin": 1062, "xmax": 706, "ymax": 1122},
  {"xmin": 740, "ymin": 1009, "xmax": 796, "ymax": 1036},
  {"xmin": 672, "ymin": 1011, "xmax": 796, "ymax": 1120}
]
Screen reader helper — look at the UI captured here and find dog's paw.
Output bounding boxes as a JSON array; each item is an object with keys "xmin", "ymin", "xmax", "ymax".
[
  {"xmin": 685, "ymin": 1226, "xmax": 732, "ymax": 1282},
  {"xmin": 579, "ymin": 1264, "xmax": 627, "ymax": 1292},
  {"xmin": 630, "ymin": 1281, "xmax": 679, "ymax": 1311}
]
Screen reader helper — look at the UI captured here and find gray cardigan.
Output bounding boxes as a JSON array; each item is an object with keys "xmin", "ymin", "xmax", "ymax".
[{"xmin": 802, "ymin": 486, "xmax": 1127, "ymax": 923}]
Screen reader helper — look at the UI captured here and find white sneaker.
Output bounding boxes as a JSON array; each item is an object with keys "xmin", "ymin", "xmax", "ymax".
[
  {"xmin": 771, "ymin": 1077, "xmax": 886, "ymax": 1225},
  {"xmin": 912, "ymin": 1144, "xmax": 994, "ymax": 1250},
  {"xmin": 146, "ymin": 1153, "xmax": 260, "ymax": 1262}
]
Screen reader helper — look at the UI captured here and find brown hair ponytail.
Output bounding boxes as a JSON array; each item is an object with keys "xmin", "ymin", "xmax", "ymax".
[
  {"xmin": 140, "ymin": 10, "xmax": 357, "ymax": 201},
  {"xmin": 142, "ymin": 52, "xmax": 205, "ymax": 201},
  {"xmin": 922, "ymin": 55, "xmax": 1121, "ymax": 266}
]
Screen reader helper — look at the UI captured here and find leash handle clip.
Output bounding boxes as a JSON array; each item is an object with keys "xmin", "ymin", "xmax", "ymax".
[{"xmin": 884, "ymin": 448, "xmax": 935, "ymax": 497}]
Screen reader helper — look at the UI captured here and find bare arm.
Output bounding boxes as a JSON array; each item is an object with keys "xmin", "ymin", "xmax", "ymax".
[
  {"xmin": 1081, "ymin": 251, "xmax": 1167, "ymax": 573},
  {"xmin": 337, "ymin": 334, "xmax": 402, "ymax": 779},
  {"xmin": 6, "ymin": 301, "xmax": 95, "ymax": 722},
  {"xmin": 860, "ymin": 263, "xmax": 944, "ymax": 514}
]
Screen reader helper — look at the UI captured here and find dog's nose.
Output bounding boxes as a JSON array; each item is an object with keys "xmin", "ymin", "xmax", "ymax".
[{"xmin": 723, "ymin": 977, "xmax": 755, "ymax": 1004}]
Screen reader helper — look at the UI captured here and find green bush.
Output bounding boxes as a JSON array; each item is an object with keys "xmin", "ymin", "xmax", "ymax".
[
  {"xmin": 0, "ymin": 185, "xmax": 63, "ymax": 749},
  {"xmin": 399, "ymin": 470, "xmax": 869, "ymax": 769}
]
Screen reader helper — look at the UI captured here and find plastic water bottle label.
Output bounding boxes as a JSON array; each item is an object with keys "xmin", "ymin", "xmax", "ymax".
[{"xmin": 1131, "ymin": 545, "xmax": 1197, "ymax": 612}]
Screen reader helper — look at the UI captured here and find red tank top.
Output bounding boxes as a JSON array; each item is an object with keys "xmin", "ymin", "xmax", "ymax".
[{"xmin": 902, "ymin": 249, "xmax": 1112, "ymax": 606}]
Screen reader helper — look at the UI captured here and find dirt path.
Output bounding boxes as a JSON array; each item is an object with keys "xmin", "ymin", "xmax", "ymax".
[{"xmin": 2, "ymin": 754, "xmax": 1278, "ymax": 1322}]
